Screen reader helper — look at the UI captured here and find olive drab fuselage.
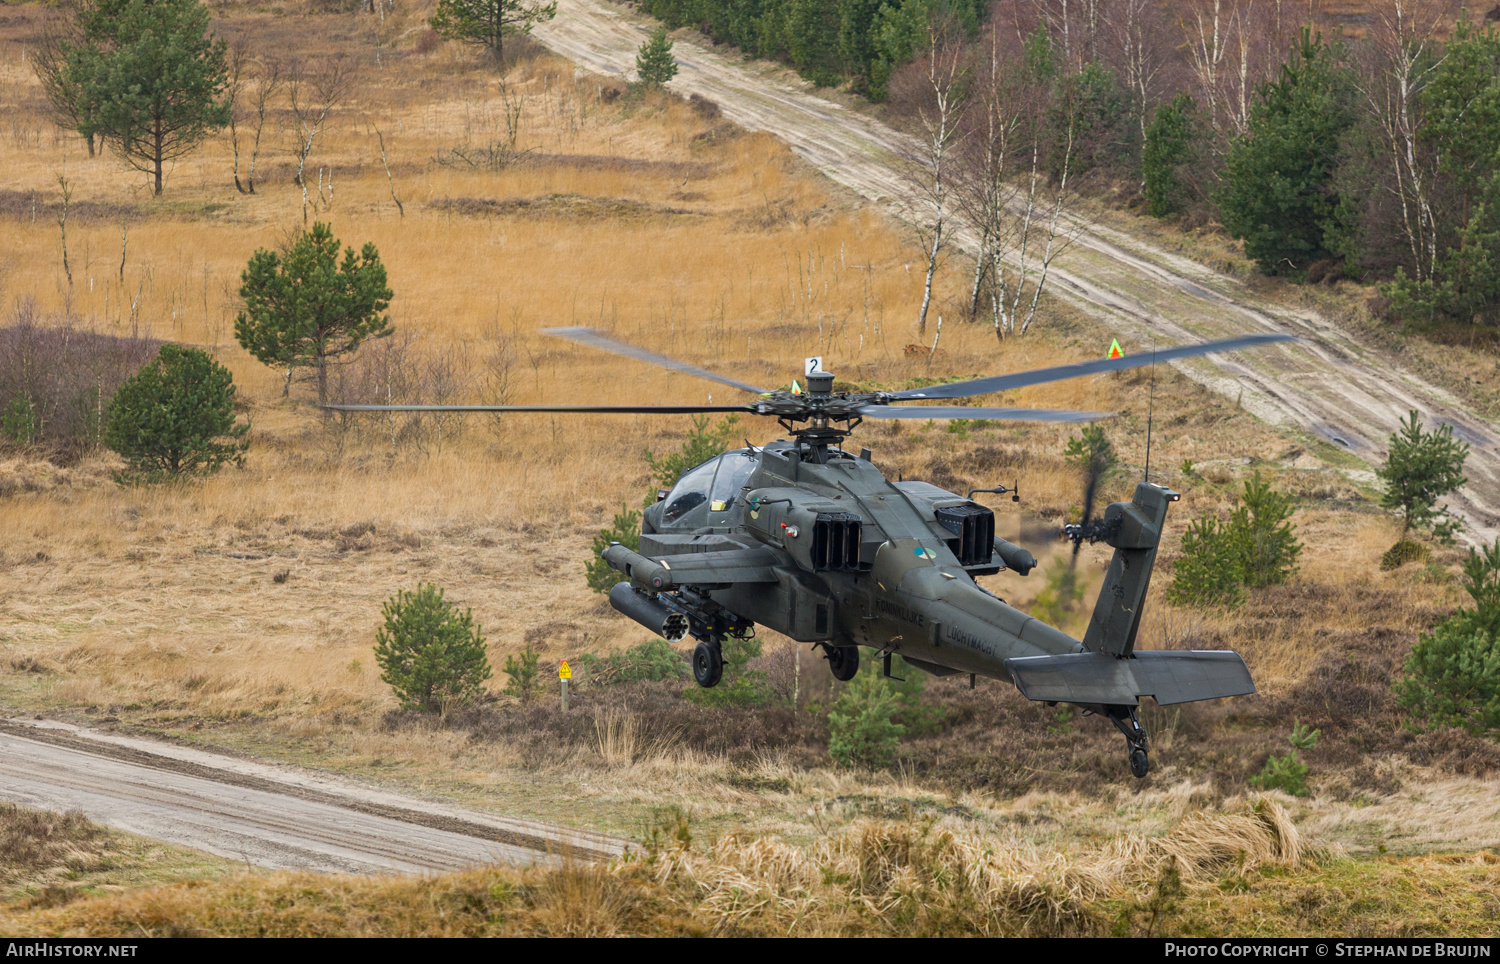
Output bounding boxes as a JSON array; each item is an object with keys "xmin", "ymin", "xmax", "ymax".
[{"xmin": 636, "ymin": 440, "xmax": 1073, "ymax": 683}]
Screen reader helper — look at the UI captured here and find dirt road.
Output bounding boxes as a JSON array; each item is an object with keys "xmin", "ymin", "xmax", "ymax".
[
  {"xmin": 0, "ymin": 719, "xmax": 625, "ymax": 875},
  {"xmin": 536, "ymin": 1, "xmax": 1500, "ymax": 540}
]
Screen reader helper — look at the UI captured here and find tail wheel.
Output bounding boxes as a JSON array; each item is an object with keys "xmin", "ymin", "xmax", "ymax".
[
  {"xmin": 692, "ymin": 641, "xmax": 724, "ymax": 688},
  {"xmin": 825, "ymin": 645, "xmax": 859, "ymax": 682}
]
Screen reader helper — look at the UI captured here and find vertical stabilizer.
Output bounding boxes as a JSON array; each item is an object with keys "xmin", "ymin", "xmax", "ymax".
[{"xmin": 1081, "ymin": 482, "xmax": 1179, "ymax": 656}]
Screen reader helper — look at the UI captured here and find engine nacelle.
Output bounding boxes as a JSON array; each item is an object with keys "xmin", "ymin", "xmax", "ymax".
[{"xmin": 743, "ymin": 488, "xmax": 868, "ymax": 573}]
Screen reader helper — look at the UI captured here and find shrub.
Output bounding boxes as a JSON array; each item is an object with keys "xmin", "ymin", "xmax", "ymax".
[
  {"xmin": 1, "ymin": 397, "xmax": 37, "ymax": 445},
  {"xmin": 104, "ymin": 344, "xmax": 249, "ymax": 482},
  {"xmin": 1167, "ymin": 472, "xmax": 1301, "ymax": 606},
  {"xmin": 1166, "ymin": 515, "xmax": 1244, "ymax": 608},
  {"xmin": 684, "ymin": 635, "xmax": 768, "ymax": 707},
  {"xmin": 584, "ymin": 504, "xmax": 641, "ymax": 594},
  {"xmin": 236, "ymin": 221, "xmax": 393, "ymax": 406},
  {"xmin": 0, "ymin": 307, "xmax": 160, "ymax": 458},
  {"xmin": 643, "ymin": 414, "xmax": 739, "ymax": 495},
  {"xmin": 1064, "ymin": 422, "xmax": 1116, "ymax": 488},
  {"xmin": 1030, "ymin": 565, "xmax": 1085, "ymax": 626},
  {"xmin": 576, "ymin": 639, "xmax": 688, "ymax": 686},
  {"xmin": 828, "ymin": 662, "xmax": 906, "ymax": 768},
  {"xmin": 1380, "ymin": 540, "xmax": 1431, "ymax": 571},
  {"xmin": 502, "ymin": 640, "xmax": 541, "ymax": 703},
  {"xmin": 374, "ymin": 583, "xmax": 491, "ymax": 713},
  {"xmin": 1376, "ymin": 410, "xmax": 1469, "ymax": 543},
  {"xmin": 1249, "ymin": 721, "xmax": 1319, "ymax": 796},
  {"xmin": 1396, "ymin": 619, "xmax": 1500, "ymax": 733},
  {"xmin": 1234, "ymin": 471, "xmax": 1302, "ymax": 587}
]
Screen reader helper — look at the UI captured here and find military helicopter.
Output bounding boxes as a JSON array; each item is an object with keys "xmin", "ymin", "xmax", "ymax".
[{"xmin": 329, "ymin": 326, "xmax": 1293, "ymax": 777}]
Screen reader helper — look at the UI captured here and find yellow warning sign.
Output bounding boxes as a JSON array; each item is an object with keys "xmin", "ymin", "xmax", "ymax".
[
  {"xmin": 558, "ymin": 660, "xmax": 572, "ymax": 680},
  {"xmin": 1108, "ymin": 338, "xmax": 1124, "ymax": 359}
]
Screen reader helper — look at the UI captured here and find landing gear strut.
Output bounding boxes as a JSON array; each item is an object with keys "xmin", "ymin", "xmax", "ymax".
[
  {"xmin": 693, "ymin": 639, "xmax": 724, "ymax": 688},
  {"xmin": 1107, "ymin": 705, "xmax": 1150, "ymax": 778},
  {"xmin": 822, "ymin": 643, "xmax": 859, "ymax": 681}
]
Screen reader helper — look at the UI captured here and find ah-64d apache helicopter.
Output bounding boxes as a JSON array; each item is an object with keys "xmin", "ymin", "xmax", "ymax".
[{"xmin": 330, "ymin": 326, "xmax": 1293, "ymax": 777}]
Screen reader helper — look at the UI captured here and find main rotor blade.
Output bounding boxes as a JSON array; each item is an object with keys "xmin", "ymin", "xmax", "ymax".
[
  {"xmin": 542, "ymin": 326, "xmax": 772, "ymax": 396},
  {"xmin": 860, "ymin": 405, "xmax": 1113, "ymax": 422},
  {"xmin": 323, "ymin": 404, "xmax": 758, "ymax": 414},
  {"xmin": 888, "ymin": 333, "xmax": 1296, "ymax": 401}
]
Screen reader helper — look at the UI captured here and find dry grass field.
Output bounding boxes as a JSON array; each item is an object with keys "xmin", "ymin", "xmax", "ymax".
[{"xmin": 0, "ymin": 0, "xmax": 1497, "ymax": 935}]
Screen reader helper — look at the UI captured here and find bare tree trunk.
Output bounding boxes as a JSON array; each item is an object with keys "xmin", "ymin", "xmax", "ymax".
[
  {"xmin": 898, "ymin": 28, "xmax": 966, "ymax": 336},
  {"xmin": 153, "ymin": 121, "xmax": 164, "ymax": 196},
  {"xmin": 1356, "ymin": 0, "xmax": 1445, "ymax": 281}
]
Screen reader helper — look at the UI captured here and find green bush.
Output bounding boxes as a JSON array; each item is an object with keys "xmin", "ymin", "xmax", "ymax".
[
  {"xmin": 1142, "ymin": 93, "xmax": 1202, "ymax": 218},
  {"xmin": 1167, "ymin": 472, "xmax": 1302, "ymax": 607},
  {"xmin": 585, "ymin": 504, "xmax": 641, "ymax": 594},
  {"xmin": 1166, "ymin": 515, "xmax": 1244, "ymax": 608},
  {"xmin": 1030, "ymin": 565, "xmax": 1086, "ymax": 626},
  {"xmin": 1380, "ymin": 540, "xmax": 1431, "ymax": 571},
  {"xmin": 684, "ymin": 635, "xmax": 768, "ymax": 706},
  {"xmin": 1234, "ymin": 471, "xmax": 1302, "ymax": 587},
  {"xmin": 104, "ymin": 344, "xmax": 249, "ymax": 482},
  {"xmin": 828, "ymin": 662, "xmax": 906, "ymax": 768},
  {"xmin": 1396, "ymin": 540, "xmax": 1500, "ymax": 733},
  {"xmin": 1249, "ymin": 721, "xmax": 1319, "ymax": 796},
  {"xmin": 374, "ymin": 583, "xmax": 491, "ymax": 713},
  {"xmin": 502, "ymin": 640, "xmax": 541, "ymax": 703},
  {"xmin": 1376, "ymin": 410, "xmax": 1469, "ymax": 544},
  {"xmin": 576, "ymin": 639, "xmax": 689, "ymax": 686},
  {"xmin": 1064, "ymin": 423, "xmax": 1117, "ymax": 484},
  {"xmin": 1, "ymin": 397, "xmax": 37, "ymax": 445},
  {"xmin": 643, "ymin": 414, "xmax": 739, "ymax": 495}
]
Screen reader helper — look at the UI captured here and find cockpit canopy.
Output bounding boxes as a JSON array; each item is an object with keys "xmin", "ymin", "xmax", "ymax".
[{"xmin": 661, "ymin": 449, "xmax": 759, "ymax": 526}]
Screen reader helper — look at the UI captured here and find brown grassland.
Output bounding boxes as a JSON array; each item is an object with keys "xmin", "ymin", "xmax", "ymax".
[{"xmin": 0, "ymin": 0, "xmax": 1497, "ymax": 936}]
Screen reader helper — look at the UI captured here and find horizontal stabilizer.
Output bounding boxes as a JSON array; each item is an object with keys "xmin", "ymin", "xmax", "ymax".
[{"xmin": 1005, "ymin": 650, "xmax": 1255, "ymax": 706}]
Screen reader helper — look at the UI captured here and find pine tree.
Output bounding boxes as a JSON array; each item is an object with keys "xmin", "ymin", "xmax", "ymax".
[
  {"xmin": 1377, "ymin": 410, "xmax": 1469, "ymax": 541},
  {"xmin": 62, "ymin": 0, "xmax": 230, "ymax": 196},
  {"xmin": 104, "ymin": 344, "xmax": 249, "ymax": 481},
  {"xmin": 1142, "ymin": 93, "xmax": 1200, "ymax": 218},
  {"xmin": 236, "ymin": 222, "xmax": 393, "ymax": 405},
  {"xmin": 828, "ymin": 662, "xmax": 906, "ymax": 768},
  {"xmin": 1233, "ymin": 470, "xmax": 1302, "ymax": 587},
  {"xmin": 429, "ymin": 0, "xmax": 556, "ymax": 63},
  {"xmin": 635, "ymin": 27, "xmax": 678, "ymax": 88},
  {"xmin": 375, "ymin": 583, "xmax": 492, "ymax": 713},
  {"xmin": 1217, "ymin": 30, "xmax": 1355, "ymax": 276}
]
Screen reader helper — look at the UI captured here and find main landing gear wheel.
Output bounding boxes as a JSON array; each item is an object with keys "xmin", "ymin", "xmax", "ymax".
[
  {"xmin": 693, "ymin": 641, "xmax": 723, "ymax": 688},
  {"xmin": 1129, "ymin": 747, "xmax": 1150, "ymax": 779},
  {"xmin": 825, "ymin": 645, "xmax": 859, "ymax": 682}
]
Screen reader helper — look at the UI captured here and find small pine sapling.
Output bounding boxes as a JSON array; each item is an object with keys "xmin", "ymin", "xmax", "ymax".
[
  {"xmin": 502, "ymin": 639, "xmax": 541, "ymax": 703},
  {"xmin": 1377, "ymin": 410, "xmax": 1469, "ymax": 543},
  {"xmin": 1249, "ymin": 721, "xmax": 1319, "ymax": 796},
  {"xmin": 635, "ymin": 27, "xmax": 678, "ymax": 88},
  {"xmin": 828, "ymin": 662, "xmax": 906, "ymax": 768},
  {"xmin": 374, "ymin": 583, "xmax": 491, "ymax": 713}
]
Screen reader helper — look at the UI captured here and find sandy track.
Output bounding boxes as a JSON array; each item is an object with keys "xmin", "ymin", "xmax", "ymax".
[
  {"xmin": 0, "ymin": 719, "xmax": 625, "ymax": 875},
  {"xmin": 536, "ymin": 1, "xmax": 1500, "ymax": 540}
]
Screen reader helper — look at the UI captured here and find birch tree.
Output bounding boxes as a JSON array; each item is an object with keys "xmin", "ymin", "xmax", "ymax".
[
  {"xmin": 956, "ymin": 24, "xmax": 1082, "ymax": 338},
  {"xmin": 893, "ymin": 28, "xmax": 968, "ymax": 335}
]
